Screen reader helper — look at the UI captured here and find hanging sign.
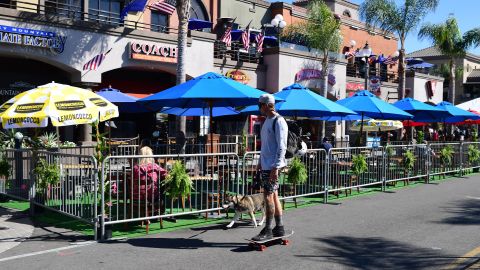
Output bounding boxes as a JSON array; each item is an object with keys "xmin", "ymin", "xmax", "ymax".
[
  {"xmin": 346, "ymin": 82, "xmax": 364, "ymax": 91},
  {"xmin": 328, "ymin": 73, "xmax": 336, "ymax": 86},
  {"xmin": 225, "ymin": 69, "xmax": 250, "ymax": 84},
  {"xmin": 295, "ymin": 69, "xmax": 322, "ymax": 82},
  {"xmin": 369, "ymin": 76, "xmax": 381, "ymax": 96},
  {"xmin": 129, "ymin": 42, "xmax": 177, "ymax": 63},
  {"xmin": 0, "ymin": 25, "xmax": 67, "ymax": 54},
  {"xmin": 426, "ymin": 80, "xmax": 436, "ymax": 98}
]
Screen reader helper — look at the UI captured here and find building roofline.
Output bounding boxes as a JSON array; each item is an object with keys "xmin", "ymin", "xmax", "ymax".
[{"xmin": 407, "ymin": 46, "xmax": 480, "ymax": 62}]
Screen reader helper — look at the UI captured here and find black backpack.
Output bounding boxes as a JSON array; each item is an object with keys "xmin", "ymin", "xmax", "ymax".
[{"xmin": 272, "ymin": 116, "xmax": 304, "ymax": 159}]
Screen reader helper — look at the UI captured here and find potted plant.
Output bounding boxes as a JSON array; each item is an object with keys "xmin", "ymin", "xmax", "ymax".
[
  {"xmin": 0, "ymin": 150, "xmax": 11, "ymax": 192},
  {"xmin": 439, "ymin": 145, "xmax": 454, "ymax": 178},
  {"xmin": 417, "ymin": 130, "xmax": 424, "ymax": 144},
  {"xmin": 286, "ymin": 157, "xmax": 307, "ymax": 208},
  {"xmin": 402, "ymin": 150, "xmax": 416, "ymax": 185},
  {"xmin": 0, "ymin": 152, "xmax": 11, "ymax": 180},
  {"xmin": 33, "ymin": 158, "xmax": 61, "ymax": 202},
  {"xmin": 162, "ymin": 161, "xmax": 193, "ymax": 213},
  {"xmin": 468, "ymin": 144, "xmax": 480, "ymax": 173},
  {"xmin": 350, "ymin": 154, "xmax": 367, "ymax": 195}
]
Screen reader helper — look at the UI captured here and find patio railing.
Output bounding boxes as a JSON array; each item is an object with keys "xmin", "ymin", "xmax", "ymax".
[{"xmin": 1, "ymin": 141, "xmax": 479, "ymax": 240}]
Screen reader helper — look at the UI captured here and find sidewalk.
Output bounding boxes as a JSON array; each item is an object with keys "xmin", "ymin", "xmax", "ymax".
[{"xmin": 0, "ymin": 207, "xmax": 34, "ymax": 254}]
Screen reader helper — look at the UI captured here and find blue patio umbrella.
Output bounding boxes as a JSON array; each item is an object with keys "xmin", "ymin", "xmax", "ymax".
[
  {"xmin": 405, "ymin": 58, "xmax": 424, "ymax": 65},
  {"xmin": 407, "ymin": 62, "xmax": 434, "ymax": 69},
  {"xmin": 188, "ymin": 18, "xmax": 213, "ymax": 30},
  {"xmin": 240, "ymin": 83, "xmax": 356, "ymax": 118},
  {"xmin": 337, "ymin": 90, "xmax": 412, "ymax": 120},
  {"xmin": 435, "ymin": 101, "xmax": 480, "ymax": 123},
  {"xmin": 160, "ymin": 106, "xmax": 239, "ymax": 117},
  {"xmin": 139, "ymin": 72, "xmax": 281, "ymax": 109},
  {"xmin": 96, "ymin": 87, "xmax": 149, "ymax": 113},
  {"xmin": 139, "ymin": 72, "xmax": 281, "ymax": 157},
  {"xmin": 393, "ymin": 98, "xmax": 449, "ymax": 122},
  {"xmin": 337, "ymin": 90, "xmax": 412, "ymax": 145}
]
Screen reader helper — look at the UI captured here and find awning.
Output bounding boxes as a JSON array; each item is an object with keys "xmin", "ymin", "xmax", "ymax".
[
  {"xmin": 188, "ymin": 18, "xmax": 213, "ymax": 30},
  {"xmin": 467, "ymin": 69, "xmax": 480, "ymax": 83}
]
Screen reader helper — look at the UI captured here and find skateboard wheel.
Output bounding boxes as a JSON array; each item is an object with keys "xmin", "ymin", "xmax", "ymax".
[
  {"xmin": 259, "ymin": 245, "xmax": 266, "ymax": 251},
  {"xmin": 282, "ymin": 239, "xmax": 290, "ymax": 245}
]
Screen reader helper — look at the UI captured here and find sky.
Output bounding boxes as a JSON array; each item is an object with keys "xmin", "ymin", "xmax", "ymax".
[{"xmin": 277, "ymin": 0, "xmax": 480, "ymax": 55}]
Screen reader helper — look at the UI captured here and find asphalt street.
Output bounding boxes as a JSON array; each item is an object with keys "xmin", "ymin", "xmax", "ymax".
[{"xmin": 2, "ymin": 175, "xmax": 480, "ymax": 270}]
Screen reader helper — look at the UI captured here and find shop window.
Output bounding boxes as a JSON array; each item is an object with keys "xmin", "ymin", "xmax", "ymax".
[
  {"xmin": 89, "ymin": 0, "xmax": 123, "ymax": 25},
  {"xmin": 45, "ymin": 0, "xmax": 83, "ymax": 19},
  {"xmin": 151, "ymin": 11, "xmax": 168, "ymax": 33}
]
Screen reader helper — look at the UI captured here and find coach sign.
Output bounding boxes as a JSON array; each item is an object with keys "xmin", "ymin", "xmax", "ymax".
[{"xmin": 129, "ymin": 42, "xmax": 177, "ymax": 63}]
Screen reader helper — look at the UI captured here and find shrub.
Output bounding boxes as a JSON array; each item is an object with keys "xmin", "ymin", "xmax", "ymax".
[{"xmin": 287, "ymin": 157, "xmax": 308, "ymax": 185}]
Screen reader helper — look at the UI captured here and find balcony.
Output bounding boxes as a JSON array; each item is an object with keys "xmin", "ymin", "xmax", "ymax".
[
  {"xmin": 0, "ymin": 0, "xmax": 179, "ymax": 34},
  {"xmin": 213, "ymin": 40, "xmax": 262, "ymax": 64},
  {"xmin": 346, "ymin": 62, "xmax": 399, "ymax": 84}
]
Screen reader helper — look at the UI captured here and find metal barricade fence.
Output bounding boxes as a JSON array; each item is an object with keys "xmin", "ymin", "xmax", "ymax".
[
  {"xmin": 383, "ymin": 144, "xmax": 429, "ymax": 185},
  {"xmin": 429, "ymin": 143, "xmax": 462, "ymax": 178},
  {"xmin": 31, "ymin": 151, "xmax": 98, "ymax": 225},
  {"xmin": 461, "ymin": 142, "xmax": 480, "ymax": 172},
  {"xmin": 100, "ymin": 152, "xmax": 240, "ymax": 239},
  {"xmin": 327, "ymin": 147, "xmax": 385, "ymax": 198},
  {"xmin": 0, "ymin": 149, "xmax": 33, "ymax": 200},
  {"xmin": 152, "ymin": 143, "xmax": 239, "ymax": 155},
  {"xmin": 241, "ymin": 149, "xmax": 327, "ymax": 200}
]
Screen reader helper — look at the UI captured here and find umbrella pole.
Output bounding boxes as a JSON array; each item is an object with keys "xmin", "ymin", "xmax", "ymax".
[
  {"xmin": 55, "ymin": 126, "xmax": 60, "ymax": 145},
  {"xmin": 359, "ymin": 112, "xmax": 364, "ymax": 146}
]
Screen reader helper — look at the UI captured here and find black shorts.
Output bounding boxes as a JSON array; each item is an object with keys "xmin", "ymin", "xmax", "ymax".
[{"xmin": 261, "ymin": 170, "xmax": 279, "ymax": 194}]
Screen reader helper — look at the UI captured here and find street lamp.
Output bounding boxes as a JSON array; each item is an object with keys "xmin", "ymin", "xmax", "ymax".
[
  {"xmin": 356, "ymin": 42, "xmax": 372, "ymax": 90},
  {"xmin": 271, "ymin": 14, "xmax": 287, "ymax": 47}
]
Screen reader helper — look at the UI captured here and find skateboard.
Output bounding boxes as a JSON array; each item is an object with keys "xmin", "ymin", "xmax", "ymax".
[{"xmin": 246, "ymin": 230, "xmax": 294, "ymax": 251}]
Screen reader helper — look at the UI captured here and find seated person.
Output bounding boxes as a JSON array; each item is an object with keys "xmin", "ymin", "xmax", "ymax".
[
  {"xmin": 320, "ymin": 137, "xmax": 333, "ymax": 153},
  {"xmin": 131, "ymin": 144, "xmax": 167, "ymax": 202}
]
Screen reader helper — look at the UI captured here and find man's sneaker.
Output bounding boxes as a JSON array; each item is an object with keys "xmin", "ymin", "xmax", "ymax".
[
  {"xmin": 251, "ymin": 227, "xmax": 273, "ymax": 241},
  {"xmin": 272, "ymin": 225, "xmax": 285, "ymax": 237}
]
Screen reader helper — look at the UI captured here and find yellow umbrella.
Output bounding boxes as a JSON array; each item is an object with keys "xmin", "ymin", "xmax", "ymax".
[
  {"xmin": 350, "ymin": 119, "xmax": 403, "ymax": 132},
  {"xmin": 0, "ymin": 82, "xmax": 119, "ymax": 129}
]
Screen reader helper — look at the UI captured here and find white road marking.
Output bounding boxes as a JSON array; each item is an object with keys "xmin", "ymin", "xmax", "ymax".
[{"xmin": 0, "ymin": 241, "xmax": 95, "ymax": 262}]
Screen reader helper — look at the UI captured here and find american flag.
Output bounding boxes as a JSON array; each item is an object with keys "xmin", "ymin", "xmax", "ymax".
[
  {"xmin": 256, "ymin": 31, "xmax": 264, "ymax": 52},
  {"xmin": 242, "ymin": 22, "xmax": 251, "ymax": 50},
  {"xmin": 220, "ymin": 26, "xmax": 232, "ymax": 46},
  {"xmin": 384, "ymin": 55, "xmax": 398, "ymax": 65},
  {"xmin": 149, "ymin": 0, "xmax": 176, "ymax": 15},
  {"xmin": 83, "ymin": 49, "xmax": 111, "ymax": 71},
  {"xmin": 368, "ymin": 55, "xmax": 377, "ymax": 65}
]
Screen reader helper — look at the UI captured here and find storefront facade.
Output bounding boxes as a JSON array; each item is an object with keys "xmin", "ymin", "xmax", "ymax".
[{"xmin": 0, "ymin": 0, "xmax": 443, "ymax": 143}]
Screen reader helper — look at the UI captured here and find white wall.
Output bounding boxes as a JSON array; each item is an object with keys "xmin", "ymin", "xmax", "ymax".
[
  {"xmin": 263, "ymin": 48, "xmax": 347, "ymax": 96},
  {"xmin": 406, "ymin": 72, "xmax": 444, "ymax": 103},
  {"xmin": 0, "ymin": 19, "xmax": 216, "ymax": 83}
]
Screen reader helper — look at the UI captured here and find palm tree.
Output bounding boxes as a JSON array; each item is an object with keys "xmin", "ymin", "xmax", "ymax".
[
  {"xmin": 418, "ymin": 17, "xmax": 480, "ymax": 104},
  {"xmin": 175, "ymin": 0, "xmax": 191, "ymax": 153},
  {"xmin": 282, "ymin": 0, "xmax": 342, "ymax": 139},
  {"xmin": 360, "ymin": 0, "xmax": 439, "ymax": 100}
]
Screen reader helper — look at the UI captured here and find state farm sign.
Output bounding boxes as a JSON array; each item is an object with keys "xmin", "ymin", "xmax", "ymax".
[{"xmin": 129, "ymin": 42, "xmax": 177, "ymax": 63}]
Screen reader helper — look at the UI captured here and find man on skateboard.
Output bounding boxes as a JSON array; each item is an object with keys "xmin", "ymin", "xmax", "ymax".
[{"xmin": 252, "ymin": 94, "xmax": 288, "ymax": 241}]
